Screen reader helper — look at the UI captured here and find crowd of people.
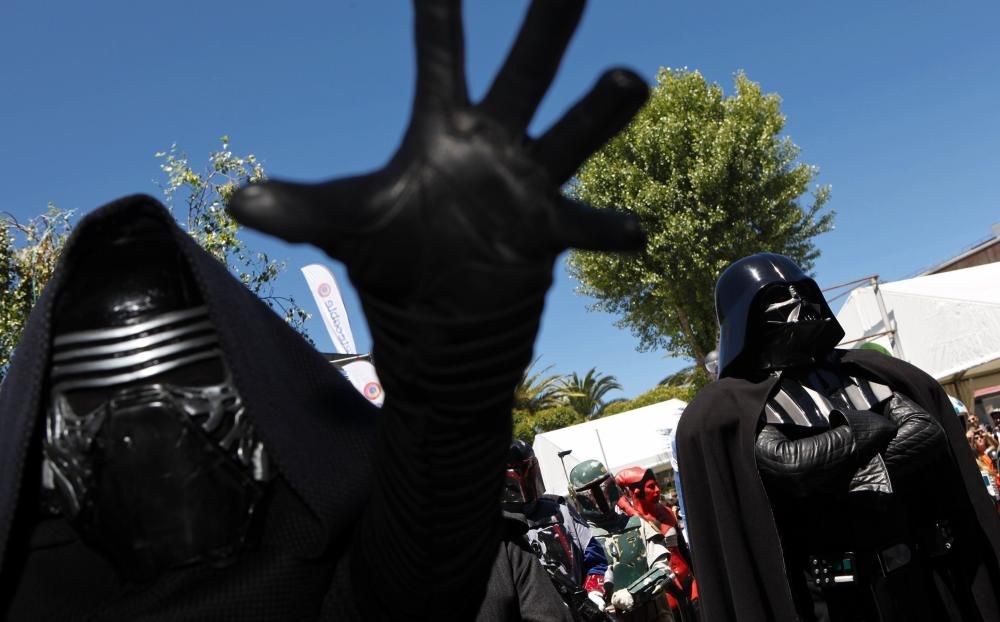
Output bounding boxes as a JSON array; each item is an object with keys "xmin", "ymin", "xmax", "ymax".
[
  {"xmin": 502, "ymin": 441, "xmax": 698, "ymax": 621},
  {"xmin": 966, "ymin": 411, "xmax": 1000, "ymax": 505}
]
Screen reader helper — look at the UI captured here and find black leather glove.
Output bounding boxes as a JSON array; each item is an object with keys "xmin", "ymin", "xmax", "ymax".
[
  {"xmin": 755, "ymin": 411, "xmax": 897, "ymax": 498},
  {"xmin": 228, "ymin": 1, "xmax": 648, "ymax": 619},
  {"xmin": 831, "ymin": 408, "xmax": 898, "ymax": 464},
  {"xmin": 228, "ymin": 0, "xmax": 647, "ymax": 314},
  {"xmin": 882, "ymin": 393, "xmax": 947, "ymax": 477}
]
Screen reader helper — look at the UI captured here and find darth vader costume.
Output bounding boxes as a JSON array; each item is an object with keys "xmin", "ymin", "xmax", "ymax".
[
  {"xmin": 676, "ymin": 253, "xmax": 1000, "ymax": 622},
  {"xmin": 0, "ymin": 0, "xmax": 651, "ymax": 619}
]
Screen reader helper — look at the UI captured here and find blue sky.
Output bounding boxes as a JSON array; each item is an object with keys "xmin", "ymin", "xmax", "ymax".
[{"xmin": 2, "ymin": 1, "xmax": 998, "ymax": 398}]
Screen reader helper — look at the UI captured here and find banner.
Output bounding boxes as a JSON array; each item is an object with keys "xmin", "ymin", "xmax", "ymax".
[
  {"xmin": 302, "ymin": 264, "xmax": 385, "ymax": 407},
  {"xmin": 301, "ymin": 263, "xmax": 356, "ymax": 355},
  {"xmin": 341, "ymin": 359, "xmax": 385, "ymax": 407}
]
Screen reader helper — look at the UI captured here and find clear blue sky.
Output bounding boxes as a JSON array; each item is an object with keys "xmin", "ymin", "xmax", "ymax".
[{"xmin": 2, "ymin": 1, "xmax": 998, "ymax": 398}]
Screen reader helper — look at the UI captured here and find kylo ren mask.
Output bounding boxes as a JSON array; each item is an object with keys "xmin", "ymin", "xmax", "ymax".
[{"xmin": 41, "ymin": 215, "xmax": 270, "ymax": 580}]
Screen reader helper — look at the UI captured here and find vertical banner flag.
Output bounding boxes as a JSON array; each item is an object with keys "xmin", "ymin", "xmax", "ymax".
[
  {"xmin": 301, "ymin": 263, "xmax": 356, "ymax": 354},
  {"xmin": 301, "ymin": 264, "xmax": 385, "ymax": 407}
]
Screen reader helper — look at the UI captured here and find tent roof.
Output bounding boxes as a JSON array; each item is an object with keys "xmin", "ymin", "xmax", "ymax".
[
  {"xmin": 836, "ymin": 262, "xmax": 1000, "ymax": 381},
  {"xmin": 532, "ymin": 398, "xmax": 686, "ymax": 496}
]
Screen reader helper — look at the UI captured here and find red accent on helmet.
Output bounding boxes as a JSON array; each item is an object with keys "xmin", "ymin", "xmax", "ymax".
[
  {"xmin": 584, "ymin": 573, "xmax": 606, "ymax": 595},
  {"xmin": 615, "ymin": 466, "xmax": 653, "ymax": 490}
]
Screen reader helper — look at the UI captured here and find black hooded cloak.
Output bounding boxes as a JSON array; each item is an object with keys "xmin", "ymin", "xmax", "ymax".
[
  {"xmin": 677, "ymin": 347, "xmax": 1000, "ymax": 622},
  {"xmin": 0, "ymin": 195, "xmax": 550, "ymax": 621},
  {"xmin": 0, "ymin": 196, "xmax": 381, "ymax": 619}
]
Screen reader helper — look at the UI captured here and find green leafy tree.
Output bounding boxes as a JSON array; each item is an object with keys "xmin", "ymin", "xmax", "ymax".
[
  {"xmin": 0, "ymin": 138, "xmax": 310, "ymax": 383},
  {"xmin": 559, "ymin": 367, "xmax": 623, "ymax": 419},
  {"xmin": 513, "ymin": 405, "xmax": 585, "ymax": 445},
  {"xmin": 0, "ymin": 205, "xmax": 74, "ymax": 379},
  {"xmin": 601, "ymin": 384, "xmax": 698, "ymax": 418},
  {"xmin": 513, "ymin": 358, "xmax": 565, "ymax": 414},
  {"xmin": 157, "ymin": 137, "xmax": 310, "ymax": 335},
  {"xmin": 569, "ymin": 69, "xmax": 833, "ymax": 368}
]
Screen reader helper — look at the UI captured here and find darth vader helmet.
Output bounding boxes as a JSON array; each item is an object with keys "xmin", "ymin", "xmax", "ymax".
[{"xmin": 715, "ymin": 253, "xmax": 844, "ymax": 378}]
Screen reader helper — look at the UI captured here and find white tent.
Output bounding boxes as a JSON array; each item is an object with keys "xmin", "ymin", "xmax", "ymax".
[
  {"xmin": 836, "ymin": 262, "xmax": 1000, "ymax": 406},
  {"xmin": 532, "ymin": 399, "xmax": 686, "ymax": 496}
]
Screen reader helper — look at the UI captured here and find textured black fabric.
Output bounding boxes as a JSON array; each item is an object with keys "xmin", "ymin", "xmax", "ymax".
[
  {"xmin": 0, "ymin": 196, "xmax": 379, "ymax": 619},
  {"xmin": 754, "ymin": 424, "xmax": 860, "ymax": 498},
  {"xmin": 476, "ymin": 537, "xmax": 575, "ymax": 622},
  {"xmin": 882, "ymin": 393, "xmax": 948, "ymax": 477},
  {"xmin": 676, "ymin": 348, "xmax": 1000, "ymax": 622}
]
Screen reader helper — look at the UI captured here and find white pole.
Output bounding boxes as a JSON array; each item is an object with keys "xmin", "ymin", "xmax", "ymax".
[
  {"xmin": 595, "ymin": 429, "xmax": 611, "ymax": 471},
  {"xmin": 871, "ymin": 276, "xmax": 905, "ymax": 359}
]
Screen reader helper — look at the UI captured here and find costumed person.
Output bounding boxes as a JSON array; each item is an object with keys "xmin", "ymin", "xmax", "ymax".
[
  {"xmin": 569, "ymin": 460, "xmax": 677, "ymax": 622},
  {"xmin": 482, "ymin": 514, "xmax": 576, "ymax": 622},
  {"xmin": 677, "ymin": 252, "xmax": 1000, "ymax": 622},
  {"xmin": 503, "ymin": 441, "xmax": 611, "ymax": 621},
  {"xmin": 615, "ymin": 467, "xmax": 698, "ymax": 622},
  {"xmin": 0, "ymin": 1, "xmax": 651, "ymax": 619},
  {"xmin": 670, "ymin": 349, "xmax": 719, "ymax": 552}
]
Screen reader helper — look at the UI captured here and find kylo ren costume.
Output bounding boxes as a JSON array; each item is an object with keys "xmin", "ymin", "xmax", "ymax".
[
  {"xmin": 676, "ymin": 253, "xmax": 1000, "ymax": 622},
  {"xmin": 0, "ymin": 1, "xmax": 650, "ymax": 620}
]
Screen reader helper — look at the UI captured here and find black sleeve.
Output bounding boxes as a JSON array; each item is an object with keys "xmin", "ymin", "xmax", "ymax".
[
  {"xmin": 882, "ymin": 393, "xmax": 948, "ymax": 477},
  {"xmin": 755, "ymin": 409, "xmax": 897, "ymax": 498},
  {"xmin": 508, "ymin": 539, "xmax": 574, "ymax": 622}
]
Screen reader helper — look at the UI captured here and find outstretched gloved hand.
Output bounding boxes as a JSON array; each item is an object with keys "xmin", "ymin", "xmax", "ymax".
[
  {"xmin": 227, "ymin": 2, "xmax": 649, "ymax": 619},
  {"xmin": 228, "ymin": 0, "xmax": 648, "ymax": 315}
]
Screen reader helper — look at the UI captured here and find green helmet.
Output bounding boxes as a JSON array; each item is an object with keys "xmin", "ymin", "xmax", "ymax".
[{"xmin": 569, "ymin": 459, "xmax": 622, "ymax": 521}]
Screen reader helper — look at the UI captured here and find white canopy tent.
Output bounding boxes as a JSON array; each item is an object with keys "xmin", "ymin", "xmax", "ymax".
[
  {"xmin": 532, "ymin": 399, "xmax": 686, "ymax": 496},
  {"xmin": 836, "ymin": 262, "xmax": 1000, "ymax": 408}
]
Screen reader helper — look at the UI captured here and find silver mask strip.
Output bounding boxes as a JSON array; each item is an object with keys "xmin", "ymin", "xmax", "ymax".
[{"xmin": 52, "ymin": 306, "xmax": 210, "ymax": 346}]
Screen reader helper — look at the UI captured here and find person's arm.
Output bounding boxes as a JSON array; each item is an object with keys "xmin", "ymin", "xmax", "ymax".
[
  {"xmin": 228, "ymin": 1, "xmax": 647, "ymax": 618},
  {"xmin": 881, "ymin": 393, "xmax": 949, "ymax": 477},
  {"xmin": 509, "ymin": 539, "xmax": 575, "ymax": 622},
  {"xmin": 755, "ymin": 410, "xmax": 897, "ymax": 498}
]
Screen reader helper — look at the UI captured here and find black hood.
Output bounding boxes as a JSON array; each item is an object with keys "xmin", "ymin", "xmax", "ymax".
[
  {"xmin": 0, "ymin": 195, "xmax": 378, "ymax": 571},
  {"xmin": 715, "ymin": 253, "xmax": 843, "ymax": 378}
]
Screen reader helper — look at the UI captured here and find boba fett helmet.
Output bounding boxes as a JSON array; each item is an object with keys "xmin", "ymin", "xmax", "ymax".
[
  {"xmin": 502, "ymin": 439, "xmax": 546, "ymax": 510},
  {"xmin": 569, "ymin": 459, "xmax": 622, "ymax": 521}
]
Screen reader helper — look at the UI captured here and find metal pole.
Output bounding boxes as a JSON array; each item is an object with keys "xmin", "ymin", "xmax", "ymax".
[
  {"xmin": 557, "ymin": 449, "xmax": 575, "ymax": 500},
  {"xmin": 871, "ymin": 276, "xmax": 905, "ymax": 359},
  {"xmin": 595, "ymin": 429, "xmax": 611, "ymax": 472}
]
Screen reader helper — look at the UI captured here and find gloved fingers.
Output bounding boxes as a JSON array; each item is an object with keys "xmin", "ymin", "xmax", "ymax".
[
  {"xmin": 550, "ymin": 196, "xmax": 645, "ymax": 252},
  {"xmin": 413, "ymin": 0, "xmax": 468, "ymax": 116},
  {"xmin": 531, "ymin": 68, "xmax": 648, "ymax": 184},
  {"xmin": 227, "ymin": 177, "xmax": 370, "ymax": 260},
  {"xmin": 479, "ymin": 0, "xmax": 585, "ymax": 132}
]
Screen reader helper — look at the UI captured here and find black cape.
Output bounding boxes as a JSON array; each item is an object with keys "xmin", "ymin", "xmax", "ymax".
[
  {"xmin": 0, "ymin": 195, "xmax": 378, "ymax": 619},
  {"xmin": 676, "ymin": 348, "xmax": 1000, "ymax": 622}
]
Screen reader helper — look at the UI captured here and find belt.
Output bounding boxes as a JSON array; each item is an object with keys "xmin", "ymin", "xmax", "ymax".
[{"xmin": 807, "ymin": 543, "xmax": 912, "ymax": 588}]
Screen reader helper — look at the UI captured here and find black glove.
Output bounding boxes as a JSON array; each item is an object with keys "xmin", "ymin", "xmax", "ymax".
[
  {"xmin": 756, "ymin": 411, "xmax": 897, "ymax": 498},
  {"xmin": 228, "ymin": 0, "xmax": 648, "ymax": 315},
  {"xmin": 831, "ymin": 408, "xmax": 898, "ymax": 465},
  {"xmin": 882, "ymin": 393, "xmax": 947, "ymax": 477},
  {"xmin": 228, "ymin": 2, "xmax": 648, "ymax": 619}
]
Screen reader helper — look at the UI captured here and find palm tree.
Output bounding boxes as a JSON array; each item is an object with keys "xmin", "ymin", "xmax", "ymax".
[
  {"xmin": 559, "ymin": 368, "xmax": 623, "ymax": 419},
  {"xmin": 513, "ymin": 358, "xmax": 565, "ymax": 414}
]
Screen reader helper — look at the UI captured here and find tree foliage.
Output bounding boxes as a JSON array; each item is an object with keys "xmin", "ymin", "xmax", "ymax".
[
  {"xmin": 513, "ymin": 405, "xmax": 584, "ymax": 445},
  {"xmin": 0, "ymin": 206, "xmax": 74, "ymax": 378},
  {"xmin": 513, "ymin": 358, "xmax": 565, "ymax": 414},
  {"xmin": 156, "ymin": 137, "xmax": 310, "ymax": 334},
  {"xmin": 511, "ymin": 361, "xmax": 625, "ymax": 442},
  {"xmin": 559, "ymin": 367, "xmax": 623, "ymax": 419},
  {"xmin": 0, "ymin": 138, "xmax": 310, "ymax": 383},
  {"xmin": 601, "ymin": 384, "xmax": 699, "ymax": 418},
  {"xmin": 568, "ymin": 69, "xmax": 833, "ymax": 367}
]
